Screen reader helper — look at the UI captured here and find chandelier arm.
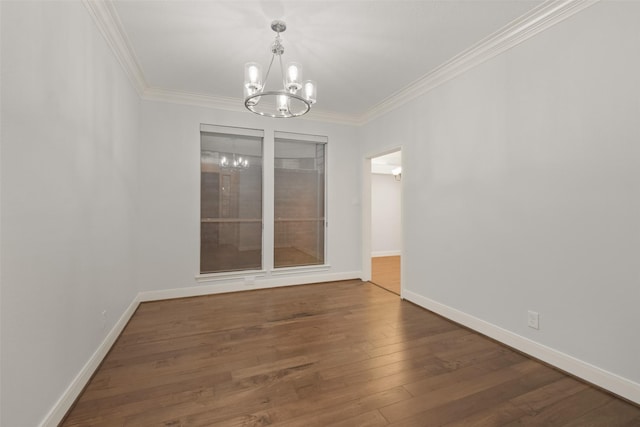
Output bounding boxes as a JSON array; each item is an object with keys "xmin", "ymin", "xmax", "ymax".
[
  {"xmin": 278, "ymin": 54, "xmax": 286, "ymax": 90},
  {"xmin": 261, "ymin": 53, "xmax": 277, "ymax": 94}
]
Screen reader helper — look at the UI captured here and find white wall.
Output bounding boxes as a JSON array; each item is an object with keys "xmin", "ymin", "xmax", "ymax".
[
  {"xmin": 360, "ymin": 0, "xmax": 640, "ymax": 393},
  {"xmin": 137, "ymin": 101, "xmax": 362, "ymax": 293},
  {"xmin": 3, "ymin": 0, "xmax": 639, "ymax": 423},
  {"xmin": 0, "ymin": 2, "xmax": 362, "ymax": 423},
  {"xmin": 0, "ymin": 2, "xmax": 141, "ymax": 425},
  {"xmin": 371, "ymin": 173, "xmax": 401, "ymax": 256}
]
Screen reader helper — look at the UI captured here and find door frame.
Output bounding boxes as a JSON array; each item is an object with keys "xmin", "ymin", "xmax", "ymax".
[{"xmin": 362, "ymin": 146, "xmax": 403, "ymax": 297}]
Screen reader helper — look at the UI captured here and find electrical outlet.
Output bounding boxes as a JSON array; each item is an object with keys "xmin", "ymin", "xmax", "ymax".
[{"xmin": 527, "ymin": 310, "xmax": 539, "ymax": 330}]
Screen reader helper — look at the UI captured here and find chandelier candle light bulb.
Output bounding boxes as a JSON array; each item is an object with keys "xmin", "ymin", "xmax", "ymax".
[
  {"xmin": 277, "ymin": 94, "xmax": 289, "ymax": 113},
  {"xmin": 285, "ymin": 62, "xmax": 302, "ymax": 92},
  {"xmin": 244, "ymin": 62, "xmax": 262, "ymax": 90},
  {"xmin": 303, "ymin": 80, "xmax": 317, "ymax": 104},
  {"xmin": 244, "ymin": 62, "xmax": 263, "ymax": 106},
  {"xmin": 243, "ymin": 20, "xmax": 316, "ymax": 118}
]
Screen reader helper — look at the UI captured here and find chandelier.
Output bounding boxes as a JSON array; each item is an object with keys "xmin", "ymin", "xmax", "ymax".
[
  {"xmin": 244, "ymin": 20, "xmax": 317, "ymax": 118},
  {"xmin": 220, "ymin": 154, "xmax": 249, "ymax": 169}
]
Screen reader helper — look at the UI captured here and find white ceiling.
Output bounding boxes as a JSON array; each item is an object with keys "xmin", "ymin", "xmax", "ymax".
[{"xmin": 111, "ymin": 0, "xmax": 543, "ymax": 119}]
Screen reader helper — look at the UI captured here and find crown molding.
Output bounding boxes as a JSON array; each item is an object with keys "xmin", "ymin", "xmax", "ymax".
[
  {"xmin": 82, "ymin": 0, "xmax": 147, "ymax": 95},
  {"xmin": 82, "ymin": 0, "xmax": 362, "ymax": 126},
  {"xmin": 303, "ymin": 109, "xmax": 362, "ymax": 126},
  {"xmin": 84, "ymin": 0, "xmax": 598, "ymax": 126},
  {"xmin": 142, "ymin": 87, "xmax": 244, "ymax": 113},
  {"xmin": 359, "ymin": 0, "xmax": 600, "ymax": 125},
  {"xmin": 142, "ymin": 86, "xmax": 362, "ymax": 126}
]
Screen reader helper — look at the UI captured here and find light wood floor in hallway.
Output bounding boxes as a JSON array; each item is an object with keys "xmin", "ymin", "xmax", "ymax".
[
  {"xmin": 372, "ymin": 255, "xmax": 401, "ymax": 295},
  {"xmin": 62, "ymin": 280, "xmax": 640, "ymax": 426}
]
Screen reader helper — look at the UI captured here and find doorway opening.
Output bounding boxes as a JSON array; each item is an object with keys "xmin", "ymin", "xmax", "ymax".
[{"xmin": 364, "ymin": 149, "xmax": 402, "ymax": 296}]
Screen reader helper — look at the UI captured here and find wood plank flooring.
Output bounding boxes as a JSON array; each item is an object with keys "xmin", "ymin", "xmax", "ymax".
[
  {"xmin": 62, "ymin": 280, "xmax": 640, "ymax": 426},
  {"xmin": 371, "ymin": 256, "xmax": 401, "ymax": 295}
]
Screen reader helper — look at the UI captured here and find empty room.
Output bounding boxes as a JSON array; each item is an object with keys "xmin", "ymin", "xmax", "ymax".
[{"xmin": 1, "ymin": 0, "xmax": 639, "ymax": 425}]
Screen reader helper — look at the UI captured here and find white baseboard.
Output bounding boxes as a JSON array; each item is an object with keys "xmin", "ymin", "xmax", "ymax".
[
  {"xmin": 39, "ymin": 270, "xmax": 361, "ymax": 425},
  {"xmin": 403, "ymin": 289, "xmax": 640, "ymax": 405},
  {"xmin": 371, "ymin": 250, "xmax": 401, "ymax": 257},
  {"xmin": 140, "ymin": 270, "xmax": 362, "ymax": 302},
  {"xmin": 47, "ymin": 274, "xmax": 636, "ymax": 427},
  {"xmin": 39, "ymin": 296, "xmax": 141, "ymax": 427}
]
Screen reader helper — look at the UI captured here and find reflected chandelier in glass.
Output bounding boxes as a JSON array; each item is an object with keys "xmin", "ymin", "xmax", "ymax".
[{"xmin": 244, "ymin": 20, "xmax": 317, "ymax": 118}]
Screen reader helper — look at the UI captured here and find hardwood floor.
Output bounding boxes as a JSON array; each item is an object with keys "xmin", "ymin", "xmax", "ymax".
[
  {"xmin": 62, "ymin": 280, "xmax": 640, "ymax": 426},
  {"xmin": 371, "ymin": 256, "xmax": 401, "ymax": 295}
]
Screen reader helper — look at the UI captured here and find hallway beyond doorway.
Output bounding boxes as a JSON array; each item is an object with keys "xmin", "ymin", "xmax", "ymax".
[{"xmin": 371, "ymin": 255, "xmax": 400, "ymax": 295}]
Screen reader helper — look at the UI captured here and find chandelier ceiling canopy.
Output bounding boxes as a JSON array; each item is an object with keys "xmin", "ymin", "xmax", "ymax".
[{"xmin": 244, "ymin": 20, "xmax": 316, "ymax": 118}]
